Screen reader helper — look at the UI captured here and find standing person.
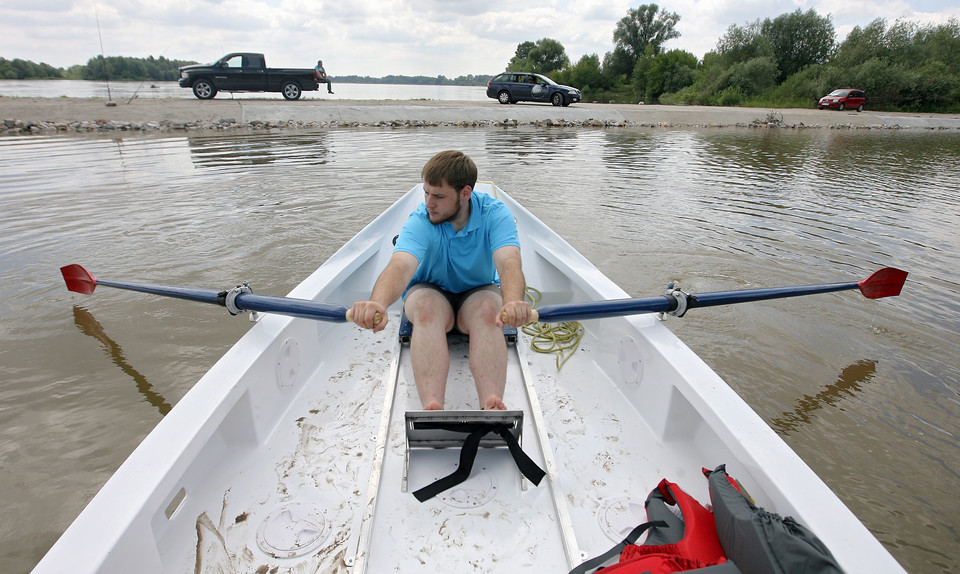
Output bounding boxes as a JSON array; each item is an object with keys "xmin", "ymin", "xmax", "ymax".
[
  {"xmin": 350, "ymin": 151, "xmax": 532, "ymax": 411},
  {"xmin": 314, "ymin": 59, "xmax": 334, "ymax": 94}
]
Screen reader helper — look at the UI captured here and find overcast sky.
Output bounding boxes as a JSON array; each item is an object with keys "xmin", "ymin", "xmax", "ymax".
[{"xmin": 2, "ymin": 0, "xmax": 957, "ymax": 77}]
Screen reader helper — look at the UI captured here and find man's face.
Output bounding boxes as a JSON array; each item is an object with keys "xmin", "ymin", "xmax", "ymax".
[{"xmin": 423, "ymin": 180, "xmax": 464, "ymax": 224}]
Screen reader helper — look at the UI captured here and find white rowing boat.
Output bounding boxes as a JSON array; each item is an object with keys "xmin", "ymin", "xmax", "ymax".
[{"xmin": 37, "ymin": 182, "xmax": 905, "ymax": 573}]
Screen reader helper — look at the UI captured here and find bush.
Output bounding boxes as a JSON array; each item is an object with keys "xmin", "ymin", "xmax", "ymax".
[{"xmin": 717, "ymin": 86, "xmax": 744, "ymax": 106}]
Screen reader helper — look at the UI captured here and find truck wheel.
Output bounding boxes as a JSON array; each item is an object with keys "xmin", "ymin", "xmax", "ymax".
[
  {"xmin": 192, "ymin": 80, "xmax": 217, "ymax": 100},
  {"xmin": 282, "ymin": 81, "xmax": 302, "ymax": 100}
]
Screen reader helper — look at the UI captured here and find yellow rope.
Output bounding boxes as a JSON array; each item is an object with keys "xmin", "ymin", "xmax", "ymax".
[
  {"xmin": 522, "ymin": 287, "xmax": 584, "ymax": 370},
  {"xmin": 473, "ymin": 182, "xmax": 582, "ymax": 368}
]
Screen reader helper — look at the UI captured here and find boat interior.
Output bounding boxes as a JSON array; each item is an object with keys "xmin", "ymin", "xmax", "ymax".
[{"xmin": 39, "ymin": 183, "xmax": 896, "ymax": 573}]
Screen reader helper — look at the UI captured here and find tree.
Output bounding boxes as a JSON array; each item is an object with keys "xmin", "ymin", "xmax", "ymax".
[
  {"xmin": 832, "ymin": 18, "xmax": 888, "ymax": 68},
  {"xmin": 556, "ymin": 53, "xmax": 609, "ymax": 93},
  {"xmin": 0, "ymin": 57, "xmax": 63, "ymax": 79},
  {"xmin": 613, "ymin": 4, "xmax": 681, "ymax": 59},
  {"xmin": 506, "ymin": 38, "xmax": 569, "ymax": 74},
  {"xmin": 529, "ymin": 38, "xmax": 570, "ymax": 74},
  {"xmin": 638, "ymin": 49, "xmax": 698, "ymax": 100},
  {"xmin": 602, "ymin": 47, "xmax": 636, "ymax": 79},
  {"xmin": 507, "ymin": 41, "xmax": 536, "ymax": 71},
  {"xmin": 761, "ymin": 8, "xmax": 834, "ymax": 82},
  {"xmin": 922, "ymin": 18, "xmax": 960, "ymax": 75},
  {"xmin": 716, "ymin": 20, "xmax": 774, "ymax": 64}
]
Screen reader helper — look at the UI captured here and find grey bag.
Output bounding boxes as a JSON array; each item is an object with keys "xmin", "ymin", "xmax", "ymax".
[{"xmin": 707, "ymin": 465, "xmax": 844, "ymax": 574}]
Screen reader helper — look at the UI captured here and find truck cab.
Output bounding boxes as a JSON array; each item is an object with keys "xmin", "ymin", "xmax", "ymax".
[{"xmin": 213, "ymin": 53, "xmax": 268, "ymax": 92}]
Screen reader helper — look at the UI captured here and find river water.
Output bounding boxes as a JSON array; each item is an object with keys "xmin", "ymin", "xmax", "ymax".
[
  {"xmin": 1, "ymin": 125, "xmax": 958, "ymax": 573},
  {"xmin": 0, "ymin": 79, "xmax": 489, "ymax": 101}
]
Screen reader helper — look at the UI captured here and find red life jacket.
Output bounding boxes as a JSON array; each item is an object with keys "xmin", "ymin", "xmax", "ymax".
[{"xmin": 592, "ymin": 479, "xmax": 728, "ymax": 574}]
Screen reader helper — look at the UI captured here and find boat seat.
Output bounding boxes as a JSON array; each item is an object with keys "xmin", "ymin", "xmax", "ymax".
[
  {"xmin": 398, "ymin": 311, "xmax": 517, "ymax": 345},
  {"xmin": 402, "ymin": 410, "xmax": 544, "ymax": 501}
]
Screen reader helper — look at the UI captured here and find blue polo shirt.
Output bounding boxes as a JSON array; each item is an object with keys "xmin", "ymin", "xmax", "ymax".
[{"xmin": 394, "ymin": 192, "xmax": 520, "ymax": 294}]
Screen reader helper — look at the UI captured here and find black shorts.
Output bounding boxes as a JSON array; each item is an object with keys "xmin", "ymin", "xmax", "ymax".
[{"xmin": 404, "ymin": 283, "xmax": 502, "ymax": 330}]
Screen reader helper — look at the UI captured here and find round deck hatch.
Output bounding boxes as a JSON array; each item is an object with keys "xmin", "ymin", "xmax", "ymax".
[
  {"xmin": 598, "ymin": 497, "xmax": 648, "ymax": 542},
  {"xmin": 433, "ymin": 463, "xmax": 498, "ymax": 508},
  {"xmin": 256, "ymin": 502, "xmax": 329, "ymax": 559}
]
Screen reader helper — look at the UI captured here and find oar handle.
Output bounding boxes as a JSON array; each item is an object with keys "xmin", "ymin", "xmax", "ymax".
[
  {"xmin": 500, "ymin": 308, "xmax": 541, "ymax": 325},
  {"xmin": 345, "ymin": 308, "xmax": 383, "ymax": 326}
]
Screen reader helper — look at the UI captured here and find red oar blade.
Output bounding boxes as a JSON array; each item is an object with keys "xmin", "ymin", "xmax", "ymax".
[
  {"xmin": 858, "ymin": 267, "xmax": 908, "ymax": 299},
  {"xmin": 61, "ymin": 264, "xmax": 98, "ymax": 295}
]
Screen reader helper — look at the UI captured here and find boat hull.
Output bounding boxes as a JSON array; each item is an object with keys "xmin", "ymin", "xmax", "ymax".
[{"xmin": 34, "ymin": 183, "xmax": 904, "ymax": 573}]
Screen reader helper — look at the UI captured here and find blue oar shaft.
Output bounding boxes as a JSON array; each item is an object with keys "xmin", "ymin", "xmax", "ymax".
[
  {"xmin": 532, "ymin": 281, "xmax": 862, "ymax": 323},
  {"xmin": 535, "ymin": 296, "xmax": 672, "ymax": 323},
  {"xmin": 234, "ymin": 293, "xmax": 349, "ymax": 322},
  {"xmin": 689, "ymin": 281, "xmax": 860, "ymax": 308},
  {"xmin": 97, "ymin": 278, "xmax": 221, "ymax": 304},
  {"xmin": 96, "ymin": 278, "xmax": 350, "ymax": 322}
]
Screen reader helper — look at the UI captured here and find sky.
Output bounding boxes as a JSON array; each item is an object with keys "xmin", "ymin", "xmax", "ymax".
[{"xmin": 1, "ymin": 0, "xmax": 958, "ymax": 78}]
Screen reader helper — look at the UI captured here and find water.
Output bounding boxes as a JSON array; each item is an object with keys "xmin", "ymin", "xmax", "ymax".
[
  {"xmin": 0, "ymin": 79, "xmax": 489, "ymax": 101},
  {"xmin": 1, "ymin": 126, "xmax": 959, "ymax": 573}
]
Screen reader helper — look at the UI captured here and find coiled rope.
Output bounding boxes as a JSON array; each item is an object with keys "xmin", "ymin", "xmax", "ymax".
[{"xmin": 523, "ymin": 287, "xmax": 584, "ymax": 370}]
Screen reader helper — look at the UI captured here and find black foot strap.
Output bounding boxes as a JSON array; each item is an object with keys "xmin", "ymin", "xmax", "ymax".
[{"xmin": 412, "ymin": 422, "xmax": 546, "ymax": 502}]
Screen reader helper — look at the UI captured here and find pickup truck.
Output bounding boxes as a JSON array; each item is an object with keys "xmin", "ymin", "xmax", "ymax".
[{"xmin": 178, "ymin": 53, "xmax": 320, "ymax": 100}]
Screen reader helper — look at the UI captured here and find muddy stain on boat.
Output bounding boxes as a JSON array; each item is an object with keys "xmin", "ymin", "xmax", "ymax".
[{"xmin": 2, "ymin": 128, "xmax": 960, "ymax": 573}]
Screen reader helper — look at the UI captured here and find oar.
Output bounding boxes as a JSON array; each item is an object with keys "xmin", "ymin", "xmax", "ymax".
[
  {"xmin": 59, "ymin": 264, "xmax": 377, "ymax": 323},
  {"xmin": 524, "ymin": 267, "xmax": 907, "ymax": 324}
]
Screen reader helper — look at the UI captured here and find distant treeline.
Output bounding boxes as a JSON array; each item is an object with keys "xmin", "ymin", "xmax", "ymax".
[
  {"xmin": 1, "ymin": 56, "xmax": 491, "ymax": 86},
  {"xmin": 508, "ymin": 6, "xmax": 960, "ymax": 113},
  {"xmin": 1, "ymin": 57, "xmax": 67, "ymax": 79},
  {"xmin": 1, "ymin": 55, "xmax": 197, "ymax": 81}
]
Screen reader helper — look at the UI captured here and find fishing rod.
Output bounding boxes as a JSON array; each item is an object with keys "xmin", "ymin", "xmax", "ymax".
[{"xmin": 94, "ymin": 4, "xmax": 114, "ymax": 106}]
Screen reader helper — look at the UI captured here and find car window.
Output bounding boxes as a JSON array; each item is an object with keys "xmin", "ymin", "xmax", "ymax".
[
  {"xmin": 829, "ymin": 89, "xmax": 846, "ymax": 97},
  {"xmin": 224, "ymin": 55, "xmax": 243, "ymax": 68}
]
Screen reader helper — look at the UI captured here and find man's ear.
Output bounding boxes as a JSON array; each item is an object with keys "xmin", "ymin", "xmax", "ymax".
[{"xmin": 460, "ymin": 185, "xmax": 473, "ymax": 200}]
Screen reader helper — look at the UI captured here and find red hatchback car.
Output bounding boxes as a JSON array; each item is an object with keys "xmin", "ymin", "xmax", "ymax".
[{"xmin": 818, "ymin": 89, "xmax": 866, "ymax": 111}]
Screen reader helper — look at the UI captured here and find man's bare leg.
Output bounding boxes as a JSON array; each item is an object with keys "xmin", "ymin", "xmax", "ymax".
[
  {"xmin": 405, "ymin": 287, "xmax": 455, "ymax": 410},
  {"xmin": 458, "ymin": 289, "xmax": 508, "ymax": 410}
]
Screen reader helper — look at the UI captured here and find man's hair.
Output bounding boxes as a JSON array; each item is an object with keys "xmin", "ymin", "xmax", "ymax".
[{"xmin": 421, "ymin": 150, "xmax": 477, "ymax": 192}]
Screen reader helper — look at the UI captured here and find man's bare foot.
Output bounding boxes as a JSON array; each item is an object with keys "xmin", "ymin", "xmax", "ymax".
[
  {"xmin": 424, "ymin": 400, "xmax": 443, "ymax": 410},
  {"xmin": 483, "ymin": 396, "xmax": 507, "ymax": 410}
]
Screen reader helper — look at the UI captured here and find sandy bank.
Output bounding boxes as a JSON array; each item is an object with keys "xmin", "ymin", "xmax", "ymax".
[{"xmin": 2, "ymin": 97, "xmax": 959, "ymax": 133}]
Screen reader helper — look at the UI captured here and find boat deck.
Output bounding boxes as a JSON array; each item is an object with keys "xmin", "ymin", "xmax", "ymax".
[{"xmin": 162, "ymin": 311, "xmax": 743, "ymax": 573}]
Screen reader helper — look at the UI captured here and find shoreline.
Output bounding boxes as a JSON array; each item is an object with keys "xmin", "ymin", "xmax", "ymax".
[{"xmin": 3, "ymin": 96, "xmax": 960, "ymax": 134}]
